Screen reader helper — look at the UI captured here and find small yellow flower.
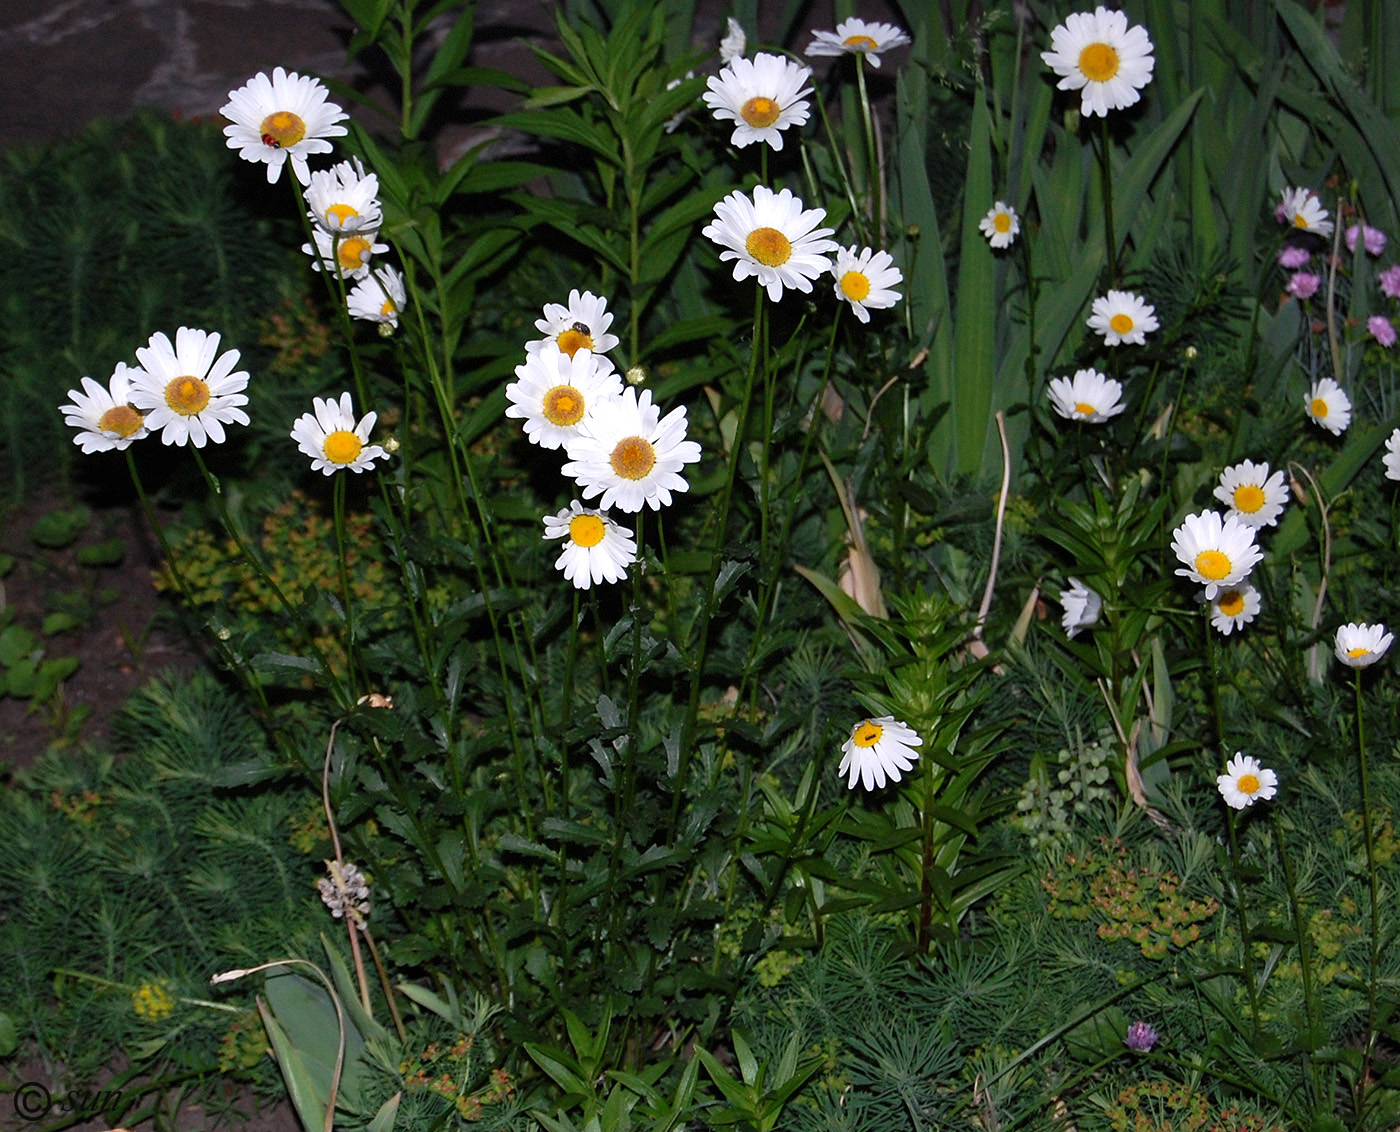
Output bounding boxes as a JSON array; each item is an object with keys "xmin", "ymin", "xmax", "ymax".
[{"xmin": 132, "ymin": 980, "xmax": 176, "ymax": 1022}]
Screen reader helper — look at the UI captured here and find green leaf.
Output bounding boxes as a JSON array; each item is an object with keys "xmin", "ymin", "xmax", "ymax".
[
  {"xmin": 28, "ymin": 506, "xmax": 90, "ymax": 548},
  {"xmin": 76, "ymin": 538, "xmax": 124, "ymax": 566},
  {"xmin": 0, "ymin": 624, "xmax": 38, "ymax": 666},
  {"xmin": 0, "ymin": 1012, "xmax": 16, "ymax": 1057},
  {"xmin": 41, "ymin": 612, "xmax": 81, "ymax": 636}
]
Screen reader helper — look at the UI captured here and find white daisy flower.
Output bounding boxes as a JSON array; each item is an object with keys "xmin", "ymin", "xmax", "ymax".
[
  {"xmin": 838, "ymin": 716, "xmax": 923, "ymax": 791},
  {"xmin": 1041, "ymin": 6, "xmax": 1155, "ymax": 118},
  {"xmin": 506, "ymin": 344, "xmax": 622, "ymax": 451},
  {"xmin": 542, "ymin": 501, "xmax": 638, "ymax": 589},
  {"xmin": 60, "ymin": 362, "xmax": 149, "ymax": 454},
  {"xmin": 1334, "ymin": 622, "xmax": 1393, "ymax": 668},
  {"xmin": 220, "ymin": 67, "xmax": 349, "ymax": 186},
  {"xmin": 703, "ymin": 52, "xmax": 813, "ymax": 151},
  {"xmin": 719, "ymin": 17, "xmax": 746, "ymax": 62},
  {"xmin": 1087, "ymin": 290, "xmax": 1159, "ymax": 346},
  {"xmin": 1278, "ymin": 187, "xmax": 1334, "ymax": 238},
  {"xmin": 1383, "ymin": 428, "xmax": 1400, "ymax": 481},
  {"xmin": 1305, "ymin": 378, "xmax": 1351, "ymax": 435},
  {"xmin": 805, "ymin": 18, "xmax": 912, "ymax": 68},
  {"xmin": 305, "ymin": 158, "xmax": 382, "ymax": 234},
  {"xmin": 1170, "ymin": 510, "xmax": 1263, "ymax": 600},
  {"xmin": 1216, "ymin": 753, "xmax": 1278, "ymax": 810},
  {"xmin": 702, "ymin": 185, "xmax": 838, "ymax": 302},
  {"xmin": 129, "ymin": 327, "xmax": 250, "ymax": 448},
  {"xmin": 1209, "ymin": 584, "xmax": 1261, "ymax": 636},
  {"xmin": 1047, "ymin": 368, "xmax": 1126, "ymax": 423},
  {"xmin": 1060, "ymin": 577, "xmax": 1102, "ymax": 639},
  {"xmin": 302, "ymin": 226, "xmax": 389, "ymax": 281},
  {"xmin": 831, "ymin": 246, "xmax": 903, "ymax": 323},
  {"xmin": 1212, "ymin": 459, "xmax": 1289, "ymax": 528},
  {"xmin": 290, "ymin": 392, "xmax": 387, "ymax": 475},
  {"xmin": 526, "ymin": 290, "xmax": 621, "ymax": 358},
  {"xmin": 979, "ymin": 201, "xmax": 1020, "ymax": 249},
  {"xmin": 347, "ymin": 266, "xmax": 406, "ymax": 325},
  {"xmin": 561, "ymin": 386, "xmax": 702, "ymax": 512}
]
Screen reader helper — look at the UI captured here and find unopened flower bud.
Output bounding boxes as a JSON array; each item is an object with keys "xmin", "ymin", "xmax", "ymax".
[
  {"xmin": 625, "ymin": 365, "xmax": 648, "ymax": 387},
  {"xmin": 383, "ymin": 436, "xmax": 400, "ymax": 454}
]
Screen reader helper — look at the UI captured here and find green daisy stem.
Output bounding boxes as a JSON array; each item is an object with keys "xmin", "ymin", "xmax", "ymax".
[
  {"xmin": 331, "ymin": 470, "xmax": 359, "ymax": 699},
  {"xmin": 1099, "ymin": 116, "xmax": 1118, "ymax": 286},
  {"xmin": 1274, "ymin": 813, "xmax": 1327, "ymax": 1119},
  {"xmin": 1224, "ymin": 804, "xmax": 1262, "ymax": 1035},
  {"xmin": 855, "ymin": 55, "xmax": 882, "ymax": 237},
  {"xmin": 608, "ymin": 511, "xmax": 646, "ymax": 958},
  {"xmin": 1354, "ymin": 667, "xmax": 1382, "ymax": 1111}
]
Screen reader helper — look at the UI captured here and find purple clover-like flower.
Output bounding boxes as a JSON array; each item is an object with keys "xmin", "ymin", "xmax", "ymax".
[
  {"xmin": 1287, "ymin": 272, "xmax": 1321, "ymax": 300},
  {"xmin": 1346, "ymin": 224, "xmax": 1387, "ymax": 256},
  {"xmin": 1124, "ymin": 1021, "xmax": 1159, "ymax": 1052},
  {"xmin": 1380, "ymin": 264, "xmax": 1400, "ymax": 300},
  {"xmin": 1278, "ymin": 244, "xmax": 1311, "ymax": 269},
  {"xmin": 1370, "ymin": 315, "xmax": 1397, "ymax": 348}
]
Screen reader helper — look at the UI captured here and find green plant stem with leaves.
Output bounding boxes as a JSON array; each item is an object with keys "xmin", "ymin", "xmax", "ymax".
[{"xmin": 1352, "ymin": 667, "xmax": 1383, "ymax": 1117}]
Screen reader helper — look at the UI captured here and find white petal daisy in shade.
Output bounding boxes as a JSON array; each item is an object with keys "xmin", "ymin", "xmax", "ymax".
[
  {"xmin": 1212, "ymin": 459, "xmax": 1289, "ymax": 529},
  {"xmin": 979, "ymin": 201, "xmax": 1020, "ymax": 249},
  {"xmin": 1383, "ymin": 428, "xmax": 1400, "ymax": 481},
  {"xmin": 347, "ymin": 266, "xmax": 406, "ymax": 326},
  {"xmin": 805, "ymin": 18, "xmax": 912, "ymax": 68},
  {"xmin": 1060, "ymin": 577, "xmax": 1102, "ymax": 639},
  {"xmin": 542, "ymin": 501, "xmax": 638, "ymax": 589},
  {"xmin": 1216, "ymin": 753, "xmax": 1278, "ymax": 810},
  {"xmin": 702, "ymin": 185, "xmax": 838, "ymax": 302},
  {"xmin": 1041, "ymin": 6, "xmax": 1155, "ymax": 118},
  {"xmin": 1305, "ymin": 378, "xmax": 1351, "ymax": 435},
  {"xmin": 831, "ymin": 246, "xmax": 903, "ymax": 323},
  {"xmin": 561, "ymin": 385, "xmax": 702, "ymax": 512},
  {"xmin": 506, "ymin": 344, "xmax": 622, "ymax": 451},
  {"xmin": 1087, "ymin": 290, "xmax": 1159, "ymax": 346},
  {"xmin": 1334, "ymin": 622, "xmax": 1393, "ymax": 668},
  {"xmin": 60, "ymin": 362, "xmax": 150, "ymax": 454},
  {"xmin": 290, "ymin": 392, "xmax": 387, "ymax": 475},
  {"xmin": 719, "ymin": 17, "xmax": 746, "ymax": 62},
  {"xmin": 1047, "ymin": 368, "xmax": 1126, "ymax": 423},
  {"xmin": 129, "ymin": 327, "xmax": 250, "ymax": 448},
  {"xmin": 220, "ymin": 67, "xmax": 349, "ymax": 186},
  {"xmin": 305, "ymin": 158, "xmax": 382, "ymax": 234},
  {"xmin": 703, "ymin": 52, "xmax": 813, "ymax": 151},
  {"xmin": 303, "ymin": 227, "xmax": 389, "ymax": 281},
  {"xmin": 1170, "ymin": 510, "xmax": 1263, "ymax": 600},
  {"xmin": 1209, "ymin": 584, "xmax": 1261, "ymax": 636},
  {"xmin": 1277, "ymin": 187, "xmax": 1334, "ymax": 238},
  {"xmin": 838, "ymin": 716, "xmax": 923, "ymax": 791},
  {"xmin": 526, "ymin": 290, "xmax": 621, "ymax": 358}
]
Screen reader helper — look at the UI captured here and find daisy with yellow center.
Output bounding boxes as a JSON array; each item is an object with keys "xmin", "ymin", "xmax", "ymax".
[
  {"xmin": 506, "ymin": 343, "xmax": 622, "ymax": 451},
  {"xmin": 1333, "ymin": 621, "xmax": 1393, "ymax": 668},
  {"xmin": 220, "ymin": 67, "xmax": 348, "ymax": 186},
  {"xmin": 1216, "ymin": 753, "xmax": 1277, "ymax": 810},
  {"xmin": 1305, "ymin": 377, "xmax": 1351, "ymax": 435},
  {"xmin": 129, "ymin": 327, "xmax": 249, "ymax": 448},
  {"xmin": 303, "ymin": 226, "xmax": 389, "ymax": 281},
  {"xmin": 703, "ymin": 52, "xmax": 813, "ymax": 151},
  {"xmin": 60, "ymin": 362, "xmax": 150, "ymax": 454},
  {"xmin": 1277, "ymin": 187, "xmax": 1334, "ymax": 238},
  {"xmin": 978, "ymin": 201, "xmax": 1020, "ymax": 249},
  {"xmin": 1212, "ymin": 459, "xmax": 1289, "ymax": 528},
  {"xmin": 526, "ymin": 290, "xmax": 621, "ymax": 359},
  {"xmin": 702, "ymin": 185, "xmax": 837, "ymax": 302},
  {"xmin": 838, "ymin": 715, "xmax": 923, "ymax": 791},
  {"xmin": 805, "ymin": 19, "xmax": 912, "ymax": 69},
  {"xmin": 1209, "ymin": 583, "xmax": 1261, "ymax": 636},
  {"xmin": 831, "ymin": 245, "xmax": 903, "ymax": 323},
  {"xmin": 542, "ymin": 501, "xmax": 638, "ymax": 589},
  {"xmin": 1047, "ymin": 368, "xmax": 1125, "ymax": 423},
  {"xmin": 305, "ymin": 158, "xmax": 382, "ymax": 234},
  {"xmin": 1088, "ymin": 290, "xmax": 1159, "ymax": 346},
  {"xmin": 347, "ymin": 266, "xmax": 407, "ymax": 326},
  {"xmin": 1041, "ymin": 6, "xmax": 1155, "ymax": 118},
  {"xmin": 561, "ymin": 386, "xmax": 702, "ymax": 513},
  {"xmin": 1060, "ymin": 577, "xmax": 1102, "ymax": 639},
  {"xmin": 1170, "ymin": 510, "xmax": 1263, "ymax": 600},
  {"xmin": 290, "ymin": 392, "xmax": 388, "ymax": 475}
]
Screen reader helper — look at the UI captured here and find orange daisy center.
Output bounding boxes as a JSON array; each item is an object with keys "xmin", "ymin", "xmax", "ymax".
[
  {"xmin": 1238, "ymin": 774, "xmax": 1260, "ymax": 794},
  {"xmin": 542, "ymin": 385, "xmax": 586, "ymax": 427},
  {"xmin": 569, "ymin": 513, "xmax": 606, "ymax": 548},
  {"xmin": 324, "ymin": 430, "xmax": 363, "ymax": 464},
  {"xmin": 337, "ymin": 236, "xmax": 372, "ymax": 272},
  {"xmin": 746, "ymin": 227, "xmax": 792, "ymax": 267},
  {"xmin": 1078, "ymin": 42, "xmax": 1120, "ymax": 83},
  {"xmin": 260, "ymin": 110, "xmax": 307, "ymax": 148},
  {"xmin": 1217, "ymin": 590, "xmax": 1246, "ymax": 617},
  {"xmin": 840, "ymin": 271, "xmax": 870, "ymax": 301},
  {"xmin": 741, "ymin": 96, "xmax": 782, "ymax": 128},
  {"xmin": 1195, "ymin": 550, "xmax": 1231, "ymax": 581},
  {"xmin": 852, "ymin": 721, "xmax": 883, "ymax": 748},
  {"xmin": 1110, "ymin": 313, "xmax": 1134, "ymax": 335},
  {"xmin": 556, "ymin": 324, "xmax": 594, "ymax": 358},
  {"xmin": 165, "ymin": 376, "xmax": 210, "ymax": 417},
  {"xmin": 1232, "ymin": 484, "xmax": 1266, "ymax": 513},
  {"xmin": 98, "ymin": 404, "xmax": 145, "ymax": 437},
  {"xmin": 610, "ymin": 436, "xmax": 656, "ymax": 480}
]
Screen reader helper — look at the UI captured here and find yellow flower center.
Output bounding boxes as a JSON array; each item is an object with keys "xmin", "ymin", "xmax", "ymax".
[
  {"xmin": 324, "ymin": 429, "xmax": 363, "ymax": 464},
  {"xmin": 1294, "ymin": 213, "xmax": 1310, "ymax": 229},
  {"xmin": 1218, "ymin": 590, "xmax": 1246, "ymax": 617},
  {"xmin": 852, "ymin": 721, "xmax": 883, "ymax": 748},
  {"xmin": 1074, "ymin": 402, "xmax": 1097, "ymax": 417},
  {"xmin": 609, "ymin": 436, "xmax": 656, "ymax": 480},
  {"xmin": 1311, "ymin": 398, "xmax": 1329, "ymax": 418},
  {"xmin": 1078, "ymin": 42, "xmax": 1120, "ymax": 83},
  {"xmin": 1110, "ymin": 313, "xmax": 1134, "ymax": 335},
  {"xmin": 337, "ymin": 236, "xmax": 372, "ymax": 272},
  {"xmin": 1238, "ymin": 774, "xmax": 1260, "ymax": 794},
  {"xmin": 325, "ymin": 202, "xmax": 359, "ymax": 227},
  {"xmin": 746, "ymin": 226, "xmax": 792, "ymax": 267},
  {"xmin": 165, "ymin": 375, "xmax": 210, "ymax": 417},
  {"xmin": 380, "ymin": 299, "xmax": 397, "ymax": 318},
  {"xmin": 741, "ymin": 96, "xmax": 782, "ymax": 128},
  {"xmin": 1347, "ymin": 647, "xmax": 1370, "ymax": 658},
  {"xmin": 843, "ymin": 34, "xmax": 878, "ymax": 51},
  {"xmin": 98, "ymin": 404, "xmax": 145, "ymax": 437},
  {"xmin": 542, "ymin": 385, "xmax": 586, "ymax": 427},
  {"xmin": 1232, "ymin": 484, "xmax": 1266, "ymax": 513},
  {"xmin": 993, "ymin": 212, "xmax": 1012, "ymax": 233},
  {"xmin": 840, "ymin": 271, "xmax": 871, "ymax": 301},
  {"xmin": 569, "ymin": 513, "xmax": 606, "ymax": 548},
  {"xmin": 1195, "ymin": 549, "xmax": 1232, "ymax": 581},
  {"xmin": 556, "ymin": 324, "xmax": 594, "ymax": 358},
  {"xmin": 260, "ymin": 110, "xmax": 307, "ymax": 148}
]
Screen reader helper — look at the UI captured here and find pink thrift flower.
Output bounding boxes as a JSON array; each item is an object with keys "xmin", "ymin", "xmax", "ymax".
[
  {"xmin": 1379, "ymin": 264, "xmax": 1400, "ymax": 299},
  {"xmin": 1287, "ymin": 272, "xmax": 1321, "ymax": 300},
  {"xmin": 1278, "ymin": 245, "xmax": 1311, "ymax": 269},
  {"xmin": 1346, "ymin": 224, "xmax": 1387, "ymax": 256},
  {"xmin": 1370, "ymin": 315, "xmax": 1397, "ymax": 347}
]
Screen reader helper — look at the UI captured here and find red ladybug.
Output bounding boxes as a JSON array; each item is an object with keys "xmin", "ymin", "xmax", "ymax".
[{"xmin": 261, "ymin": 134, "xmax": 281, "ymax": 148}]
